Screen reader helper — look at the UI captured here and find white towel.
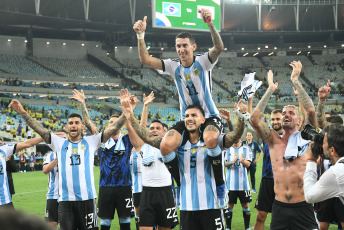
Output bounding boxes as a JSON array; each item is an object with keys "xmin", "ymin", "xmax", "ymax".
[
  {"xmin": 103, "ymin": 134, "xmax": 125, "ymax": 151},
  {"xmin": 142, "ymin": 147, "xmax": 158, "ymax": 166},
  {"xmin": 284, "ymin": 131, "xmax": 311, "ymax": 160},
  {"xmin": 238, "ymin": 72, "xmax": 262, "ymax": 101}
]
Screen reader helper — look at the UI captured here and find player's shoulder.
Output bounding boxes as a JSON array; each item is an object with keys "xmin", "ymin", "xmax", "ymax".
[{"xmin": 195, "ymin": 52, "xmax": 208, "ymax": 57}]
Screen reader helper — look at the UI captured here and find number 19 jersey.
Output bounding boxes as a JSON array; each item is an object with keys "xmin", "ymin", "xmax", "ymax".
[
  {"xmin": 158, "ymin": 53, "xmax": 219, "ymax": 120},
  {"xmin": 47, "ymin": 133, "xmax": 102, "ymax": 201}
]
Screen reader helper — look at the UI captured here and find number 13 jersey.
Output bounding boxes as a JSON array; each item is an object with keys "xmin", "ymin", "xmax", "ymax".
[
  {"xmin": 48, "ymin": 133, "xmax": 102, "ymax": 201},
  {"xmin": 158, "ymin": 53, "xmax": 219, "ymax": 120}
]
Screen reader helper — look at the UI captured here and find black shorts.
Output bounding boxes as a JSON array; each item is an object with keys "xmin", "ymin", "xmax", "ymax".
[
  {"xmin": 98, "ymin": 186, "xmax": 133, "ymax": 219},
  {"xmin": 255, "ymin": 177, "xmax": 275, "ymax": 212},
  {"xmin": 228, "ymin": 190, "xmax": 252, "ymax": 204},
  {"xmin": 270, "ymin": 200, "xmax": 318, "ymax": 230},
  {"xmin": 133, "ymin": 192, "xmax": 141, "ymax": 207},
  {"xmin": 316, "ymin": 197, "xmax": 344, "ymax": 223},
  {"xmin": 58, "ymin": 199, "xmax": 98, "ymax": 230},
  {"xmin": 45, "ymin": 199, "xmax": 58, "ymax": 223},
  {"xmin": 0, "ymin": 202, "xmax": 14, "ymax": 210},
  {"xmin": 170, "ymin": 117, "xmax": 223, "ymax": 144},
  {"xmin": 180, "ymin": 209, "xmax": 224, "ymax": 230},
  {"xmin": 139, "ymin": 186, "xmax": 178, "ymax": 228}
]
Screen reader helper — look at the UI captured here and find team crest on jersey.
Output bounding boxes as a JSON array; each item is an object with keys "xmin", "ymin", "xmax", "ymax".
[
  {"xmin": 193, "ymin": 68, "xmax": 200, "ymax": 76},
  {"xmin": 72, "ymin": 148, "xmax": 78, "ymax": 154},
  {"xmin": 185, "ymin": 74, "xmax": 191, "ymax": 82},
  {"xmin": 0, "ymin": 153, "xmax": 5, "ymax": 161},
  {"xmin": 202, "ymin": 146, "xmax": 207, "ymax": 151},
  {"xmin": 191, "ymin": 147, "xmax": 197, "ymax": 154},
  {"xmin": 80, "ymin": 145, "xmax": 86, "ymax": 151},
  {"xmin": 235, "ymin": 153, "xmax": 238, "ymax": 157}
]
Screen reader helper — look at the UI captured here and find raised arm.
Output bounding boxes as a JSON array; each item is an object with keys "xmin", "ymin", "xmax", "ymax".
[
  {"xmin": 219, "ymin": 109, "xmax": 233, "ymax": 131},
  {"xmin": 316, "ymin": 80, "xmax": 331, "ymax": 129},
  {"xmin": 199, "ymin": 9, "xmax": 224, "ymax": 63},
  {"xmin": 290, "ymin": 61, "xmax": 316, "ymax": 127},
  {"xmin": 140, "ymin": 91, "xmax": 155, "ymax": 128},
  {"xmin": 121, "ymin": 93, "xmax": 162, "ymax": 149},
  {"xmin": 250, "ymin": 70, "xmax": 277, "ymax": 145},
  {"xmin": 70, "ymin": 89, "xmax": 99, "ymax": 134},
  {"xmin": 9, "ymin": 100, "xmax": 51, "ymax": 143},
  {"xmin": 16, "ymin": 137, "xmax": 43, "ymax": 153},
  {"xmin": 223, "ymin": 100, "xmax": 246, "ymax": 148},
  {"xmin": 124, "ymin": 93, "xmax": 145, "ymax": 151},
  {"xmin": 133, "ymin": 16, "xmax": 163, "ymax": 70},
  {"xmin": 293, "ymin": 87, "xmax": 307, "ymax": 130},
  {"xmin": 102, "ymin": 114, "xmax": 126, "ymax": 143}
]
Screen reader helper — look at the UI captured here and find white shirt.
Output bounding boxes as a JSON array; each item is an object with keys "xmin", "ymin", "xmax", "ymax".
[
  {"xmin": 140, "ymin": 144, "xmax": 171, "ymax": 187},
  {"xmin": 304, "ymin": 157, "xmax": 344, "ymax": 204}
]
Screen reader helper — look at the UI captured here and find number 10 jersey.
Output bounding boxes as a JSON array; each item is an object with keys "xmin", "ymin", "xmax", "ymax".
[{"xmin": 158, "ymin": 53, "xmax": 219, "ymax": 120}]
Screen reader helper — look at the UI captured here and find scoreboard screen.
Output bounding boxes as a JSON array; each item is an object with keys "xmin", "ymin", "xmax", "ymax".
[{"xmin": 152, "ymin": 0, "xmax": 221, "ymax": 31}]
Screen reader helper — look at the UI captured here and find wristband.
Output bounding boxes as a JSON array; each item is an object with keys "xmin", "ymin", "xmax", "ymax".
[
  {"xmin": 234, "ymin": 108, "xmax": 251, "ymax": 124},
  {"xmin": 307, "ymin": 158, "xmax": 317, "ymax": 163},
  {"xmin": 137, "ymin": 32, "xmax": 145, "ymax": 39}
]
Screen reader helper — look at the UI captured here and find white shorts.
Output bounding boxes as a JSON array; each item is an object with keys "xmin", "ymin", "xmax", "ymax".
[{"xmin": 30, "ymin": 163, "xmax": 35, "ymax": 167}]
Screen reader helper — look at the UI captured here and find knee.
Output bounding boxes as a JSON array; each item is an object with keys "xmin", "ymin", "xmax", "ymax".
[
  {"xmin": 256, "ymin": 211, "xmax": 268, "ymax": 222},
  {"xmin": 203, "ymin": 131, "xmax": 219, "ymax": 145}
]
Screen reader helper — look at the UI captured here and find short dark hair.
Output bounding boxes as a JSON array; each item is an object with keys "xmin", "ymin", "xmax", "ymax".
[
  {"xmin": 185, "ymin": 105, "xmax": 205, "ymax": 117},
  {"xmin": 55, "ymin": 129, "xmax": 67, "ymax": 134},
  {"xmin": 67, "ymin": 113, "xmax": 82, "ymax": 121},
  {"xmin": 162, "ymin": 123, "xmax": 168, "ymax": 130},
  {"xmin": 111, "ymin": 113, "xmax": 121, "ymax": 119},
  {"xmin": 271, "ymin": 109, "xmax": 282, "ymax": 115},
  {"xmin": 150, "ymin": 120, "xmax": 164, "ymax": 127},
  {"xmin": 326, "ymin": 124, "xmax": 344, "ymax": 157},
  {"xmin": 326, "ymin": 115, "xmax": 343, "ymax": 125},
  {"xmin": 176, "ymin": 32, "xmax": 195, "ymax": 44}
]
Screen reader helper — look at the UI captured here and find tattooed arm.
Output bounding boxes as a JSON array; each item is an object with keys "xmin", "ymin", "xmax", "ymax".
[
  {"xmin": 250, "ymin": 70, "xmax": 277, "ymax": 145},
  {"xmin": 219, "ymin": 109, "xmax": 233, "ymax": 131},
  {"xmin": 16, "ymin": 137, "xmax": 43, "ymax": 152},
  {"xmin": 199, "ymin": 9, "xmax": 224, "ymax": 63},
  {"xmin": 133, "ymin": 16, "xmax": 163, "ymax": 70},
  {"xmin": 290, "ymin": 61, "xmax": 316, "ymax": 127},
  {"xmin": 293, "ymin": 87, "xmax": 307, "ymax": 130},
  {"xmin": 9, "ymin": 100, "xmax": 51, "ymax": 143},
  {"xmin": 140, "ymin": 91, "xmax": 155, "ymax": 128},
  {"xmin": 102, "ymin": 114, "xmax": 127, "ymax": 143},
  {"xmin": 70, "ymin": 89, "xmax": 99, "ymax": 134},
  {"xmin": 316, "ymin": 80, "xmax": 331, "ymax": 129}
]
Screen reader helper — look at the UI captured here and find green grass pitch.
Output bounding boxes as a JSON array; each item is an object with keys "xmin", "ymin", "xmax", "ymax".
[{"xmin": 11, "ymin": 162, "xmax": 337, "ymax": 229}]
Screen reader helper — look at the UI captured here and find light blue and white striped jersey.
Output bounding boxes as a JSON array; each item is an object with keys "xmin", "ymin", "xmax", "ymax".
[
  {"xmin": 158, "ymin": 53, "xmax": 219, "ymax": 119},
  {"xmin": 225, "ymin": 144, "xmax": 252, "ymax": 191},
  {"xmin": 43, "ymin": 151, "xmax": 59, "ymax": 200},
  {"xmin": 47, "ymin": 133, "xmax": 102, "ymax": 201},
  {"xmin": 130, "ymin": 151, "xmax": 142, "ymax": 193},
  {"xmin": 177, "ymin": 140, "xmax": 219, "ymax": 211},
  {"xmin": 0, "ymin": 144, "xmax": 15, "ymax": 205}
]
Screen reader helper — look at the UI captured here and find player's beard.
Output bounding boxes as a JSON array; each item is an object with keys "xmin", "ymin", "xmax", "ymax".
[{"xmin": 272, "ymin": 123, "xmax": 282, "ymax": 131}]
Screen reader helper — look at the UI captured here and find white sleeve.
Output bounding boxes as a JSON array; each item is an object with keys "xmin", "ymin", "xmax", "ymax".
[
  {"xmin": 157, "ymin": 59, "xmax": 175, "ymax": 76},
  {"xmin": 304, "ymin": 163, "xmax": 340, "ymax": 203},
  {"xmin": 1, "ymin": 144, "xmax": 15, "ymax": 157},
  {"xmin": 196, "ymin": 52, "xmax": 218, "ymax": 71},
  {"xmin": 43, "ymin": 152, "xmax": 53, "ymax": 165},
  {"xmin": 46, "ymin": 134, "xmax": 65, "ymax": 152},
  {"xmin": 86, "ymin": 133, "xmax": 103, "ymax": 149}
]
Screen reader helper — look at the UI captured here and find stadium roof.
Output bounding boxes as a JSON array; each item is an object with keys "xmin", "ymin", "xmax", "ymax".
[{"xmin": 0, "ymin": 0, "xmax": 344, "ymax": 46}]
